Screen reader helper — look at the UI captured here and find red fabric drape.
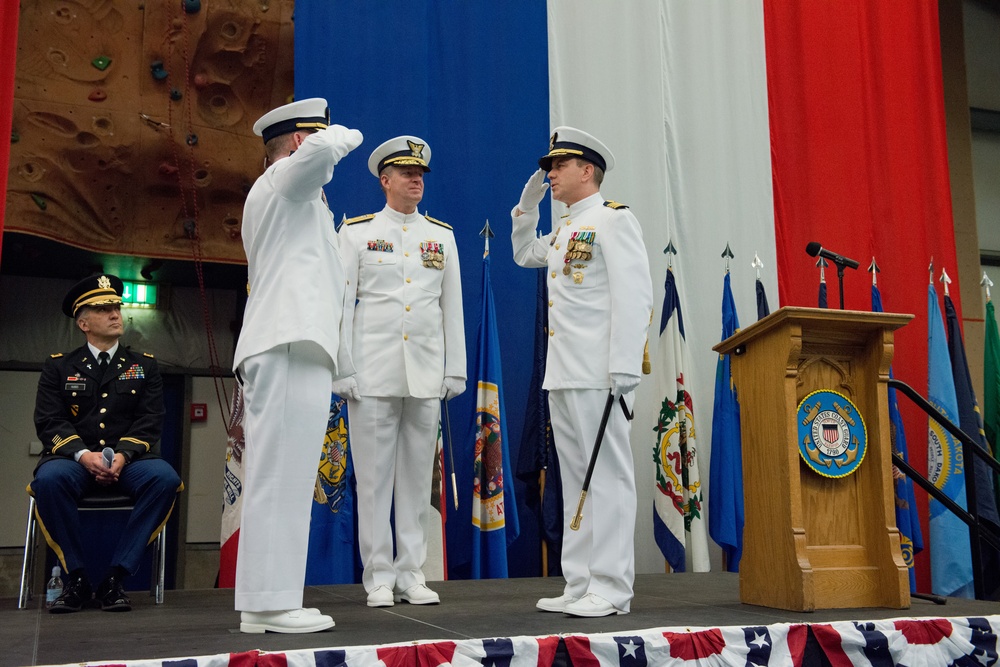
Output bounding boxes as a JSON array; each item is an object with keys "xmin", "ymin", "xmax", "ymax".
[
  {"xmin": 764, "ymin": 1, "xmax": 959, "ymax": 592},
  {"xmin": 0, "ymin": 1, "xmax": 21, "ymax": 262}
]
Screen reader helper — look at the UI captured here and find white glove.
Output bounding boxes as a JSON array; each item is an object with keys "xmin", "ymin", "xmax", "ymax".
[
  {"xmin": 325, "ymin": 124, "xmax": 364, "ymax": 164},
  {"xmin": 331, "ymin": 376, "xmax": 361, "ymax": 401},
  {"xmin": 440, "ymin": 376, "xmax": 466, "ymax": 400},
  {"xmin": 516, "ymin": 169, "xmax": 550, "ymax": 213},
  {"xmin": 610, "ymin": 373, "xmax": 640, "ymax": 398}
]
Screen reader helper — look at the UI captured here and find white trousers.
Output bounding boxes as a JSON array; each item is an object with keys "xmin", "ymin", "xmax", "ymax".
[
  {"xmin": 549, "ymin": 388, "xmax": 636, "ymax": 611},
  {"xmin": 348, "ymin": 395, "xmax": 440, "ymax": 592},
  {"xmin": 235, "ymin": 341, "xmax": 332, "ymax": 611}
]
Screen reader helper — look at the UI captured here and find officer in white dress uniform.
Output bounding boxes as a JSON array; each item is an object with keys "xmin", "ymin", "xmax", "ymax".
[
  {"xmin": 336, "ymin": 136, "xmax": 466, "ymax": 608},
  {"xmin": 233, "ymin": 98, "xmax": 363, "ymax": 634},
  {"xmin": 510, "ymin": 127, "xmax": 653, "ymax": 617}
]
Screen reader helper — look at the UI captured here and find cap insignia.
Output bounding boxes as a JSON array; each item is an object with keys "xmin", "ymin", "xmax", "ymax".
[
  {"xmin": 98, "ymin": 275, "xmax": 112, "ymax": 289},
  {"xmin": 407, "ymin": 140, "xmax": 425, "ymax": 159},
  {"xmin": 549, "ymin": 132, "xmax": 558, "ymax": 151}
]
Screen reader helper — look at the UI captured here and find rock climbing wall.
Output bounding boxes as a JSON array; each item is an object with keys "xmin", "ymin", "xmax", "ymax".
[{"xmin": 6, "ymin": 0, "xmax": 294, "ymax": 265}]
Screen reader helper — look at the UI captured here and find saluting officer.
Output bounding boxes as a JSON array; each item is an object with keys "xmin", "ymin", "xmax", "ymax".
[
  {"xmin": 234, "ymin": 98, "xmax": 362, "ymax": 634},
  {"xmin": 510, "ymin": 127, "xmax": 653, "ymax": 617},
  {"xmin": 336, "ymin": 136, "xmax": 466, "ymax": 608},
  {"xmin": 32, "ymin": 274, "xmax": 182, "ymax": 613}
]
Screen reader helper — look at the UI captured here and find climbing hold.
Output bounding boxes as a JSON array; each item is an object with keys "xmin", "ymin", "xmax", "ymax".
[
  {"xmin": 91, "ymin": 56, "xmax": 111, "ymax": 71},
  {"xmin": 150, "ymin": 60, "xmax": 168, "ymax": 81},
  {"xmin": 88, "ymin": 89, "xmax": 107, "ymax": 102},
  {"xmin": 183, "ymin": 0, "xmax": 201, "ymax": 13},
  {"xmin": 170, "ymin": 88, "xmax": 183, "ymax": 101},
  {"xmin": 30, "ymin": 194, "xmax": 47, "ymax": 211},
  {"xmin": 183, "ymin": 218, "xmax": 198, "ymax": 239},
  {"xmin": 10, "ymin": 130, "xmax": 18, "ymax": 144},
  {"xmin": 186, "ymin": 133, "xmax": 198, "ymax": 146}
]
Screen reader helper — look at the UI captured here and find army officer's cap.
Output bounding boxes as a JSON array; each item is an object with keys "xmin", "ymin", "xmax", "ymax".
[
  {"xmin": 62, "ymin": 274, "xmax": 124, "ymax": 317},
  {"xmin": 368, "ymin": 136, "xmax": 432, "ymax": 177},
  {"xmin": 538, "ymin": 126, "xmax": 615, "ymax": 173},
  {"xmin": 253, "ymin": 98, "xmax": 330, "ymax": 143}
]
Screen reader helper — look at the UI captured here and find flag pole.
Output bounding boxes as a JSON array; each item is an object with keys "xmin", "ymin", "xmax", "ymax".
[{"xmin": 570, "ymin": 392, "xmax": 616, "ymax": 531}]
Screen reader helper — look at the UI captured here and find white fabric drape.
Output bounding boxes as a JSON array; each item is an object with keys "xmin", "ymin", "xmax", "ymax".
[{"xmin": 547, "ymin": 0, "xmax": 775, "ymax": 572}]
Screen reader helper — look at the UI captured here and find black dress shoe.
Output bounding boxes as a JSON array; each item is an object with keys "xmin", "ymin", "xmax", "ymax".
[
  {"xmin": 49, "ymin": 574, "xmax": 92, "ymax": 614},
  {"xmin": 95, "ymin": 574, "xmax": 132, "ymax": 612}
]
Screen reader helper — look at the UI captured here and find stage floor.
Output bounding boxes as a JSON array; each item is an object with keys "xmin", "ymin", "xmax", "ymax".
[{"xmin": 3, "ymin": 573, "xmax": 998, "ymax": 666}]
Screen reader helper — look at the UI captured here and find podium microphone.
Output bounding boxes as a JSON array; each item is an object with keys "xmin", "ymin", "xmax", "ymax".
[
  {"xmin": 805, "ymin": 242, "xmax": 860, "ymax": 270},
  {"xmin": 102, "ymin": 447, "xmax": 115, "ymax": 469},
  {"xmin": 806, "ymin": 242, "xmax": 859, "ymax": 309}
]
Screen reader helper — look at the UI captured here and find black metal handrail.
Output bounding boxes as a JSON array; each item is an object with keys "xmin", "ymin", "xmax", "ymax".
[{"xmin": 888, "ymin": 378, "xmax": 1000, "ymax": 600}]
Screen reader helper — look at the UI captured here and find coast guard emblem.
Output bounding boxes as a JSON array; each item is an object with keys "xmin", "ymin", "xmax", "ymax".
[{"xmin": 797, "ymin": 389, "xmax": 867, "ymax": 479}]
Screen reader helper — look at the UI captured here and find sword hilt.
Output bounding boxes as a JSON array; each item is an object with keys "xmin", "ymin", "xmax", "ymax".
[{"xmin": 570, "ymin": 490, "xmax": 588, "ymax": 531}]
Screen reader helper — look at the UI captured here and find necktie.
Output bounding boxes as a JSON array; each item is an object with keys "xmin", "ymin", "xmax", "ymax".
[{"xmin": 98, "ymin": 351, "xmax": 109, "ymax": 380}]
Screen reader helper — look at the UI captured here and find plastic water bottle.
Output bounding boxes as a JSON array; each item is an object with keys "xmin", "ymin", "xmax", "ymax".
[{"xmin": 45, "ymin": 566, "xmax": 63, "ymax": 607}]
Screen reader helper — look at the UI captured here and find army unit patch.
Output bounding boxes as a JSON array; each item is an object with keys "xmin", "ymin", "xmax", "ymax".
[{"xmin": 796, "ymin": 389, "xmax": 868, "ymax": 479}]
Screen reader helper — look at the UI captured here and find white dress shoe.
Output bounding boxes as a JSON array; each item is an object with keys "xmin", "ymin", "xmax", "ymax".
[
  {"xmin": 536, "ymin": 593, "xmax": 579, "ymax": 613},
  {"xmin": 367, "ymin": 585, "xmax": 395, "ymax": 607},
  {"xmin": 240, "ymin": 608, "xmax": 336, "ymax": 634},
  {"xmin": 563, "ymin": 593, "xmax": 627, "ymax": 617},
  {"xmin": 394, "ymin": 584, "xmax": 440, "ymax": 605}
]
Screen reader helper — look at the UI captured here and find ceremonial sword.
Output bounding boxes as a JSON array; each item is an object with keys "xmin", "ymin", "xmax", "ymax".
[
  {"xmin": 442, "ymin": 398, "xmax": 459, "ymax": 510},
  {"xmin": 570, "ymin": 391, "xmax": 616, "ymax": 531}
]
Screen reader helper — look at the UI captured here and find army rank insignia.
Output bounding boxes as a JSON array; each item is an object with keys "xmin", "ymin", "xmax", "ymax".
[
  {"xmin": 796, "ymin": 389, "xmax": 868, "ymax": 479},
  {"xmin": 420, "ymin": 241, "xmax": 444, "ymax": 269},
  {"xmin": 563, "ymin": 231, "xmax": 595, "ymax": 275},
  {"xmin": 367, "ymin": 240, "xmax": 394, "ymax": 252}
]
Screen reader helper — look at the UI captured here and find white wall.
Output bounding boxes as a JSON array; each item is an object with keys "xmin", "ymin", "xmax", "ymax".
[
  {"xmin": 972, "ymin": 131, "xmax": 1000, "ymax": 255},
  {"xmin": 965, "ymin": 0, "xmax": 1000, "ymax": 112},
  {"xmin": 0, "ymin": 370, "xmax": 45, "ymax": 546},
  {"xmin": 0, "ymin": 372, "xmax": 233, "ymax": 549},
  {"xmin": 0, "ymin": 274, "xmax": 239, "ymax": 551},
  {"xmin": 185, "ymin": 376, "xmax": 231, "ymax": 544},
  {"xmin": 0, "ymin": 275, "xmax": 237, "ymax": 368}
]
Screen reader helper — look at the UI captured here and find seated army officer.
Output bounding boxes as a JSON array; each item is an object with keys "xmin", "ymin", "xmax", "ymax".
[{"xmin": 31, "ymin": 274, "xmax": 182, "ymax": 613}]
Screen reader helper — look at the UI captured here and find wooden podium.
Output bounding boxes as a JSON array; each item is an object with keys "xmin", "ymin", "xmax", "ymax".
[{"xmin": 713, "ymin": 307, "xmax": 913, "ymax": 611}]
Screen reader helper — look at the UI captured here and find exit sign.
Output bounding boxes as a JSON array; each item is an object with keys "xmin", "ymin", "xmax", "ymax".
[{"xmin": 121, "ymin": 281, "xmax": 158, "ymax": 308}]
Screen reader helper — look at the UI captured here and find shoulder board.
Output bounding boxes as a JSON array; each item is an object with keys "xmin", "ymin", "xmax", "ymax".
[
  {"xmin": 50, "ymin": 352, "xmax": 64, "ymax": 359},
  {"xmin": 603, "ymin": 200, "xmax": 629, "ymax": 210},
  {"xmin": 143, "ymin": 352, "xmax": 155, "ymax": 358},
  {"xmin": 424, "ymin": 215, "xmax": 452, "ymax": 229},
  {"xmin": 344, "ymin": 214, "xmax": 375, "ymax": 225}
]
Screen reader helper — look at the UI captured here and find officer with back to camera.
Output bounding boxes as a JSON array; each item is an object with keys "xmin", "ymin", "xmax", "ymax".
[{"xmin": 233, "ymin": 98, "xmax": 363, "ymax": 634}]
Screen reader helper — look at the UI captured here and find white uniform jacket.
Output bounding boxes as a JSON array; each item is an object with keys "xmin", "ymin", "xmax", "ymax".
[
  {"xmin": 511, "ymin": 192, "xmax": 652, "ymax": 389},
  {"xmin": 339, "ymin": 205, "xmax": 466, "ymax": 398},
  {"xmin": 233, "ymin": 127, "xmax": 354, "ymax": 377}
]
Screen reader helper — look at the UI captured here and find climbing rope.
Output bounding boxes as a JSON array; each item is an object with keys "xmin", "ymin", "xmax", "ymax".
[{"xmin": 164, "ymin": 2, "xmax": 231, "ymax": 429}]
